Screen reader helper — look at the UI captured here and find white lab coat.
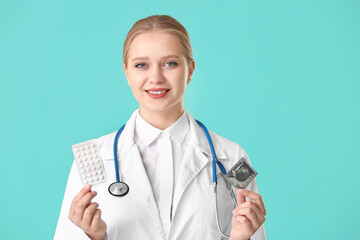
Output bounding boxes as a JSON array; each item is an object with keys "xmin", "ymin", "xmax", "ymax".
[{"xmin": 54, "ymin": 110, "xmax": 266, "ymax": 240}]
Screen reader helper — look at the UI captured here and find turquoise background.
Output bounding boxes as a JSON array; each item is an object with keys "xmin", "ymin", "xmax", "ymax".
[{"xmin": 0, "ymin": 0, "xmax": 359, "ymax": 239}]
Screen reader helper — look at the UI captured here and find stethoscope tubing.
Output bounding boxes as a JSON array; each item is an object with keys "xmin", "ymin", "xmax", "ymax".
[
  {"xmin": 113, "ymin": 124, "xmax": 125, "ymax": 183},
  {"xmin": 195, "ymin": 120, "xmax": 227, "ymax": 183}
]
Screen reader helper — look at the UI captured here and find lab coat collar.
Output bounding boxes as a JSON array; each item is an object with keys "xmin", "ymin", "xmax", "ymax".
[
  {"xmin": 110, "ymin": 110, "xmax": 137, "ymax": 163},
  {"xmin": 97, "ymin": 109, "xmax": 137, "ymax": 163},
  {"xmin": 99, "ymin": 109, "xmax": 140, "ymax": 173},
  {"xmin": 186, "ymin": 112, "xmax": 227, "ymax": 160}
]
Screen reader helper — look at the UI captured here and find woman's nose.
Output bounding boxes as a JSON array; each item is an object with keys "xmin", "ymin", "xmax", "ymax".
[{"xmin": 149, "ymin": 65, "xmax": 165, "ymax": 84}]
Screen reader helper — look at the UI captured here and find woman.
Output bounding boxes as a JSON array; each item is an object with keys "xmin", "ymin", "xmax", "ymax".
[{"xmin": 54, "ymin": 15, "xmax": 266, "ymax": 240}]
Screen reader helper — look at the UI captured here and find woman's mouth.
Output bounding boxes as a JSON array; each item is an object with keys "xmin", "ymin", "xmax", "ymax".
[{"xmin": 145, "ymin": 89, "xmax": 170, "ymax": 99}]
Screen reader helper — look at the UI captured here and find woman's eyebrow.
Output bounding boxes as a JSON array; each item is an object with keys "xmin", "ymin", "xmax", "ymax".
[
  {"xmin": 160, "ymin": 55, "xmax": 180, "ymax": 60},
  {"xmin": 131, "ymin": 55, "xmax": 180, "ymax": 62},
  {"xmin": 131, "ymin": 56, "xmax": 149, "ymax": 62}
]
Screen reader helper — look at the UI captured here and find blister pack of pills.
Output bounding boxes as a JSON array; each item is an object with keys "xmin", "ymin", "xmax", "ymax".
[{"xmin": 71, "ymin": 140, "xmax": 106, "ymax": 185}]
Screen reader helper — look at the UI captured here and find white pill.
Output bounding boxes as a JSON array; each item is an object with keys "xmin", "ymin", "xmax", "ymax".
[
  {"xmin": 76, "ymin": 153, "xmax": 80, "ymax": 158},
  {"xmin": 80, "ymin": 147, "xmax": 84, "ymax": 151},
  {"xmin": 81, "ymin": 170, "xmax": 85, "ymax": 173},
  {"xmin": 82, "ymin": 175, "xmax": 86, "ymax": 179},
  {"xmin": 84, "ymin": 180, "xmax": 88, "ymax": 184},
  {"xmin": 92, "ymin": 172, "xmax": 97, "ymax": 176},
  {"xmin": 82, "ymin": 152, "xmax": 86, "ymax": 156},
  {"xmin": 95, "ymin": 159, "xmax": 100, "ymax": 163},
  {"xmin": 83, "ymin": 157, "xmax": 87, "ymax": 161},
  {"xmin": 97, "ymin": 170, "xmax": 103, "ymax": 174},
  {"xmin": 86, "ymin": 168, "xmax": 90, "ymax": 172},
  {"xmin": 91, "ymin": 144, "xmax": 95, "ymax": 148},
  {"xmin": 92, "ymin": 149, "xmax": 96, "ymax": 153},
  {"xmin": 87, "ymin": 173, "xmax": 92, "ymax": 177},
  {"xmin": 96, "ymin": 165, "xmax": 101, "ymax": 169},
  {"xmin": 78, "ymin": 159, "xmax": 82, "ymax": 163},
  {"xmin": 94, "ymin": 154, "xmax": 98, "ymax": 158},
  {"xmin": 84, "ymin": 162, "xmax": 88, "ymax": 167},
  {"xmin": 89, "ymin": 156, "xmax": 93, "ymax": 160},
  {"xmin": 99, "ymin": 175, "xmax": 104, "ymax": 180},
  {"xmin": 79, "ymin": 164, "xmax": 83, "ymax": 168},
  {"xmin": 91, "ymin": 166, "xmax": 95, "ymax": 170},
  {"xmin": 94, "ymin": 176, "xmax": 99, "ymax": 181},
  {"xmin": 75, "ymin": 148, "xmax": 79, "ymax": 152},
  {"xmin": 87, "ymin": 150, "xmax": 91, "ymax": 155},
  {"xmin": 90, "ymin": 161, "xmax": 94, "ymax": 165},
  {"xmin": 89, "ymin": 178, "xmax": 93, "ymax": 183},
  {"xmin": 85, "ymin": 145, "xmax": 90, "ymax": 149}
]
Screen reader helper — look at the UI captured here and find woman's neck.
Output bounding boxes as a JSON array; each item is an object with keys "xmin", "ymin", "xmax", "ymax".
[{"xmin": 139, "ymin": 106, "xmax": 184, "ymax": 130}]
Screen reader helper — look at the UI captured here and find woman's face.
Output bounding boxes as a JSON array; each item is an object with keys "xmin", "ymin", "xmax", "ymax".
[{"xmin": 124, "ymin": 31, "xmax": 195, "ymax": 116}]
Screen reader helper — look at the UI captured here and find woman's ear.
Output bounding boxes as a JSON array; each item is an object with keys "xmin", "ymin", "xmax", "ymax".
[
  {"xmin": 187, "ymin": 60, "xmax": 195, "ymax": 84},
  {"xmin": 123, "ymin": 63, "xmax": 130, "ymax": 85}
]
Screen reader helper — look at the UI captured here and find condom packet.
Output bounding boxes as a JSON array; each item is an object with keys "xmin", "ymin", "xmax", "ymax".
[
  {"xmin": 225, "ymin": 157, "xmax": 257, "ymax": 189},
  {"xmin": 71, "ymin": 140, "xmax": 106, "ymax": 186}
]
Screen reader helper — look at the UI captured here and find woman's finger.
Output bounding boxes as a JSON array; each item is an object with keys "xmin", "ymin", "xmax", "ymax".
[
  {"xmin": 236, "ymin": 188, "xmax": 246, "ymax": 206},
  {"xmin": 91, "ymin": 209, "xmax": 102, "ymax": 227},
  {"xmin": 73, "ymin": 191, "xmax": 97, "ymax": 225},
  {"xmin": 237, "ymin": 189, "xmax": 266, "ymax": 216},
  {"xmin": 233, "ymin": 201, "xmax": 265, "ymax": 229},
  {"xmin": 82, "ymin": 202, "xmax": 99, "ymax": 231},
  {"xmin": 69, "ymin": 185, "xmax": 92, "ymax": 218},
  {"xmin": 234, "ymin": 215, "xmax": 254, "ymax": 233},
  {"xmin": 239, "ymin": 201, "xmax": 264, "ymax": 223},
  {"xmin": 234, "ymin": 206, "xmax": 259, "ymax": 229}
]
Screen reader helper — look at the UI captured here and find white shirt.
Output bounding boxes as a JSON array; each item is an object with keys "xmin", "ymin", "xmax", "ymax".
[{"xmin": 134, "ymin": 110, "xmax": 190, "ymax": 237}]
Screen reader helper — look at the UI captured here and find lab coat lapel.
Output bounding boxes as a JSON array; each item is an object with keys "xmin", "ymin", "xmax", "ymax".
[
  {"xmin": 171, "ymin": 140, "xmax": 209, "ymax": 217},
  {"xmin": 115, "ymin": 110, "xmax": 166, "ymax": 240},
  {"xmin": 121, "ymin": 145, "xmax": 166, "ymax": 240},
  {"xmin": 172, "ymin": 112, "xmax": 227, "ymax": 217}
]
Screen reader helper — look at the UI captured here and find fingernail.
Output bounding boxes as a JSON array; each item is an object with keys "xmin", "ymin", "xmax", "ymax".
[{"xmin": 84, "ymin": 184, "xmax": 91, "ymax": 190}]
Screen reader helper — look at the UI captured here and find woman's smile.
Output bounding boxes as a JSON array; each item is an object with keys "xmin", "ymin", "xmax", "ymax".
[{"xmin": 145, "ymin": 88, "xmax": 170, "ymax": 99}]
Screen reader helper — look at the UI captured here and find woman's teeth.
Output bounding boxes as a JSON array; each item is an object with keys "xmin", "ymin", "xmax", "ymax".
[{"xmin": 148, "ymin": 90, "xmax": 167, "ymax": 94}]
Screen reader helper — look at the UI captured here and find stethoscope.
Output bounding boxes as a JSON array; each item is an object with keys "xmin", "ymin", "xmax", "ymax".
[{"xmin": 108, "ymin": 120, "xmax": 237, "ymax": 238}]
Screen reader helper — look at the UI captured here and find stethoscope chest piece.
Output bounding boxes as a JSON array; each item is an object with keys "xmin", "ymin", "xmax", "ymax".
[{"xmin": 108, "ymin": 182, "xmax": 129, "ymax": 197}]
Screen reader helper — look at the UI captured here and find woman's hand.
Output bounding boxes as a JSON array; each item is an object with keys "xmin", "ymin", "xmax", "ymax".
[
  {"xmin": 230, "ymin": 189, "xmax": 266, "ymax": 240},
  {"xmin": 68, "ymin": 185, "xmax": 107, "ymax": 240}
]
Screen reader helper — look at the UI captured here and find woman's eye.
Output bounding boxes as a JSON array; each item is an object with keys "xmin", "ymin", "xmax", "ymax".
[
  {"xmin": 135, "ymin": 63, "xmax": 147, "ymax": 68},
  {"xmin": 164, "ymin": 61, "xmax": 178, "ymax": 67}
]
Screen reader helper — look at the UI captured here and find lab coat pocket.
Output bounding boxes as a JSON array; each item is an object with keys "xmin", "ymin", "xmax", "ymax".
[{"xmin": 195, "ymin": 183, "xmax": 234, "ymax": 237}]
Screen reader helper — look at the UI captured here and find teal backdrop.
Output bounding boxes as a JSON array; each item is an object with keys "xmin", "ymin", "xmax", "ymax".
[{"xmin": 0, "ymin": 0, "xmax": 359, "ymax": 239}]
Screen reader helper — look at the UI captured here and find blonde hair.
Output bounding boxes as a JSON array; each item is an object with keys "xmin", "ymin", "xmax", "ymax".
[{"xmin": 123, "ymin": 15, "xmax": 193, "ymax": 66}]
